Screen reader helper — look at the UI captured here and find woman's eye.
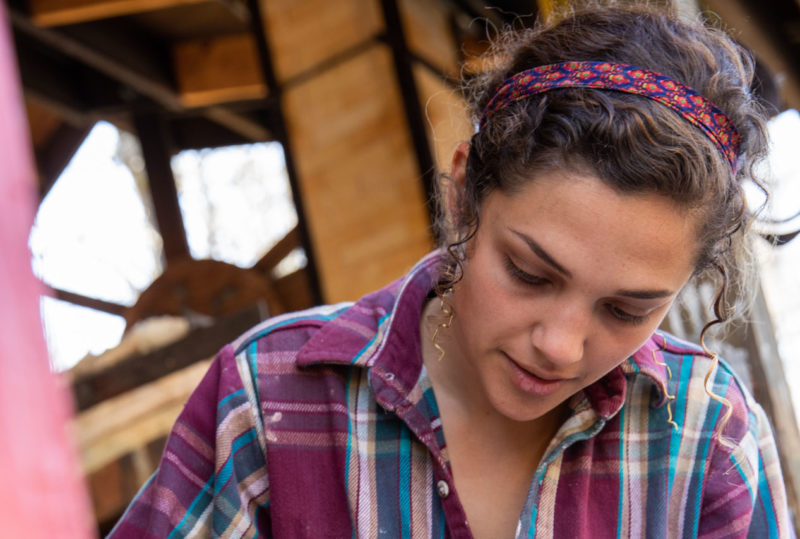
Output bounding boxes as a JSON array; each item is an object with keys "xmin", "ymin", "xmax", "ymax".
[
  {"xmin": 607, "ymin": 304, "xmax": 647, "ymax": 325},
  {"xmin": 504, "ymin": 257, "xmax": 548, "ymax": 286}
]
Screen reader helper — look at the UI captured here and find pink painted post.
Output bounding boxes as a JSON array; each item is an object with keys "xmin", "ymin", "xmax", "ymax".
[{"xmin": 0, "ymin": 4, "xmax": 95, "ymax": 538}]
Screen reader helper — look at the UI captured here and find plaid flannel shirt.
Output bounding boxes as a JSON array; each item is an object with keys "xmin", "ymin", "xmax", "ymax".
[{"xmin": 110, "ymin": 251, "xmax": 795, "ymax": 538}]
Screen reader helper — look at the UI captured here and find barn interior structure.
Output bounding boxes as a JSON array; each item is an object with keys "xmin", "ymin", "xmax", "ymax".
[{"xmin": 4, "ymin": 0, "xmax": 800, "ymax": 533}]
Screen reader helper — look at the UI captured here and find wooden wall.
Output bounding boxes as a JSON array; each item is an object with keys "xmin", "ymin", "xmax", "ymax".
[
  {"xmin": 172, "ymin": 0, "xmax": 474, "ymax": 302},
  {"xmin": 266, "ymin": 0, "xmax": 471, "ymax": 302}
]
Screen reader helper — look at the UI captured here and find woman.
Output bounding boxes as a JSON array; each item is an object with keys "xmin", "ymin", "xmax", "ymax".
[{"xmin": 110, "ymin": 5, "xmax": 794, "ymax": 538}]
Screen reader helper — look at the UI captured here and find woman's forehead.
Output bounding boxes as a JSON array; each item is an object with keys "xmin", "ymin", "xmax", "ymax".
[{"xmin": 483, "ymin": 169, "xmax": 699, "ymax": 290}]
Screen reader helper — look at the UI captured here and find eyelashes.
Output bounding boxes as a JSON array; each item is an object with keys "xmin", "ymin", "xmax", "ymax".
[
  {"xmin": 504, "ymin": 256, "xmax": 548, "ymax": 286},
  {"xmin": 605, "ymin": 304, "xmax": 648, "ymax": 326},
  {"xmin": 503, "ymin": 255, "xmax": 648, "ymax": 326}
]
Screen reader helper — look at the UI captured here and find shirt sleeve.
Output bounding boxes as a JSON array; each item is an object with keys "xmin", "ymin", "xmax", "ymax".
[
  {"xmin": 698, "ymin": 399, "xmax": 796, "ymax": 538},
  {"xmin": 108, "ymin": 344, "xmax": 271, "ymax": 538}
]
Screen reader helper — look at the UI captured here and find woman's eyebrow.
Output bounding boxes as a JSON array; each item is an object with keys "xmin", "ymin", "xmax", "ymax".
[
  {"xmin": 614, "ymin": 289, "xmax": 674, "ymax": 299},
  {"xmin": 508, "ymin": 228, "xmax": 677, "ymax": 299},
  {"xmin": 508, "ymin": 228, "xmax": 571, "ymax": 277}
]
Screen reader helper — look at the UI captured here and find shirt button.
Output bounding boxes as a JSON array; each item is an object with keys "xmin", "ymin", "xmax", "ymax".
[{"xmin": 436, "ymin": 480, "xmax": 450, "ymax": 498}]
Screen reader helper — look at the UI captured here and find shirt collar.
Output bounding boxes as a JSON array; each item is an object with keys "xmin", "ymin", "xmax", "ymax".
[
  {"xmin": 621, "ymin": 330, "xmax": 711, "ymax": 408},
  {"xmin": 296, "ymin": 250, "xmax": 442, "ymax": 384}
]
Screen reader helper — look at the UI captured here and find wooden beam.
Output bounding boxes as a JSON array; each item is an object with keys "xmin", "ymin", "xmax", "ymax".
[
  {"xmin": 72, "ymin": 305, "xmax": 261, "ymax": 411},
  {"xmin": 705, "ymin": 0, "xmax": 800, "ymax": 110},
  {"xmin": 132, "ymin": 111, "xmax": 190, "ymax": 262},
  {"xmin": 272, "ymin": 268, "xmax": 313, "ymax": 312},
  {"xmin": 168, "ymin": 114, "xmax": 255, "ymax": 150},
  {"xmin": 74, "ymin": 359, "xmax": 211, "ymax": 474},
  {"xmin": 380, "ymin": 0, "xmax": 436, "ymax": 222},
  {"xmin": 10, "ymin": 8, "xmax": 270, "ymax": 141},
  {"xmin": 283, "ymin": 44, "xmax": 433, "ymax": 302},
  {"xmin": 246, "ymin": 0, "xmax": 324, "ymax": 304},
  {"xmin": 29, "ymin": 0, "xmax": 207, "ymax": 27},
  {"xmin": 173, "ymin": 31, "xmax": 381, "ymax": 107},
  {"xmin": 37, "ymin": 124, "xmax": 93, "ymax": 199},
  {"xmin": 174, "ymin": 33, "xmax": 266, "ymax": 108},
  {"xmin": 52, "ymin": 287, "xmax": 128, "ymax": 316},
  {"xmin": 252, "ymin": 225, "xmax": 299, "ymax": 275}
]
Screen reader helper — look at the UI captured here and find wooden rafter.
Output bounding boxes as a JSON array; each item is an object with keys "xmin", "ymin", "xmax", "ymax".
[
  {"xmin": 52, "ymin": 288, "xmax": 128, "ymax": 316},
  {"xmin": 379, "ymin": 0, "xmax": 436, "ymax": 222},
  {"xmin": 72, "ymin": 306, "xmax": 261, "ymax": 411},
  {"xmin": 36, "ymin": 123, "xmax": 93, "ymax": 199},
  {"xmin": 173, "ymin": 31, "xmax": 384, "ymax": 108},
  {"xmin": 173, "ymin": 33, "xmax": 266, "ymax": 108},
  {"xmin": 132, "ymin": 111, "xmax": 190, "ymax": 263},
  {"xmin": 9, "ymin": 7, "xmax": 270, "ymax": 141},
  {"xmin": 244, "ymin": 0, "xmax": 323, "ymax": 304},
  {"xmin": 29, "ymin": 0, "xmax": 208, "ymax": 27}
]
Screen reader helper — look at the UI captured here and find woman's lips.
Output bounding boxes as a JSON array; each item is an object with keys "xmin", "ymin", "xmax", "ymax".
[{"xmin": 506, "ymin": 355, "xmax": 568, "ymax": 396}]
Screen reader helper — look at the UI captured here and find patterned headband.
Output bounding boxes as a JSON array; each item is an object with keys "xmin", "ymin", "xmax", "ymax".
[{"xmin": 480, "ymin": 61, "xmax": 741, "ymax": 172}]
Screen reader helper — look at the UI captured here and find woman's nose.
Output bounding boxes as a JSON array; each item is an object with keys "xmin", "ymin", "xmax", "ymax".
[{"xmin": 530, "ymin": 301, "xmax": 589, "ymax": 366}]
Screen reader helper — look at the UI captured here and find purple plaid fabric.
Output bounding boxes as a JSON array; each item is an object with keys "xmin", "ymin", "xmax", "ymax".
[{"xmin": 109, "ymin": 251, "xmax": 794, "ymax": 538}]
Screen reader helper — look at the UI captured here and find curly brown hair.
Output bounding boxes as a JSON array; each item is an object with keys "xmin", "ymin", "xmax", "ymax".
[{"xmin": 438, "ymin": 3, "xmax": 770, "ymax": 337}]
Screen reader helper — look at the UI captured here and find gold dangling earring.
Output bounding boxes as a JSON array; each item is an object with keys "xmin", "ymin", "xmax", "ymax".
[
  {"xmin": 431, "ymin": 287, "xmax": 454, "ymax": 362},
  {"xmin": 652, "ymin": 334, "xmax": 679, "ymax": 431}
]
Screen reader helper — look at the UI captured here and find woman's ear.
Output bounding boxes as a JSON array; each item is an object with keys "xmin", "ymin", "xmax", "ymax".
[
  {"xmin": 450, "ymin": 142, "xmax": 470, "ymax": 190},
  {"xmin": 443, "ymin": 142, "xmax": 470, "ymax": 227}
]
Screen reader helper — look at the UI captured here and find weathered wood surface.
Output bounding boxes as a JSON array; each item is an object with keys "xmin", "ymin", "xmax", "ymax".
[
  {"xmin": 75, "ymin": 359, "xmax": 212, "ymax": 474},
  {"xmin": 261, "ymin": 0, "xmax": 384, "ymax": 83},
  {"xmin": 133, "ymin": 111, "xmax": 191, "ymax": 262},
  {"xmin": 174, "ymin": 33, "xmax": 267, "ymax": 108},
  {"xmin": 73, "ymin": 305, "xmax": 262, "ymax": 411},
  {"xmin": 399, "ymin": 0, "xmax": 459, "ymax": 78},
  {"xmin": 284, "ymin": 43, "xmax": 432, "ymax": 302},
  {"xmin": 29, "ymin": 0, "xmax": 206, "ymax": 27}
]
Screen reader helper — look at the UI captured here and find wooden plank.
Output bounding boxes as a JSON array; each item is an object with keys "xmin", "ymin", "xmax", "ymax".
[
  {"xmin": 174, "ymin": 33, "xmax": 267, "ymax": 108},
  {"xmin": 133, "ymin": 111, "xmax": 190, "ymax": 262},
  {"xmin": 273, "ymin": 268, "xmax": 313, "ymax": 312},
  {"xmin": 52, "ymin": 287, "xmax": 129, "ymax": 316},
  {"xmin": 261, "ymin": 0, "xmax": 384, "ymax": 83},
  {"xmin": 25, "ymin": 97, "xmax": 63, "ymax": 147},
  {"xmin": 284, "ymin": 43, "xmax": 432, "ymax": 302},
  {"xmin": 535, "ymin": 0, "xmax": 564, "ymax": 21},
  {"xmin": 252, "ymin": 225, "xmax": 300, "ymax": 274},
  {"xmin": 245, "ymin": 0, "xmax": 323, "ymax": 304},
  {"xmin": 398, "ymin": 0, "xmax": 460, "ymax": 78},
  {"xmin": 29, "ymin": 0, "xmax": 206, "ymax": 27},
  {"xmin": 169, "ymin": 113, "xmax": 258, "ymax": 150},
  {"xmin": 704, "ymin": 0, "xmax": 800, "ymax": 111},
  {"xmin": 37, "ymin": 123, "xmax": 93, "ymax": 199},
  {"xmin": 172, "ymin": 30, "xmax": 382, "ymax": 108},
  {"xmin": 380, "ymin": 0, "xmax": 437, "ymax": 224},
  {"xmin": 10, "ymin": 8, "xmax": 270, "ymax": 141},
  {"xmin": 72, "ymin": 305, "xmax": 261, "ymax": 410},
  {"xmin": 75, "ymin": 359, "xmax": 211, "ymax": 474}
]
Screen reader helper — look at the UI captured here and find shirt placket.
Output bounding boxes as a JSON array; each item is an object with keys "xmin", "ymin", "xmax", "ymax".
[
  {"xmin": 516, "ymin": 402, "xmax": 611, "ymax": 538},
  {"xmin": 371, "ymin": 366, "xmax": 473, "ymax": 538}
]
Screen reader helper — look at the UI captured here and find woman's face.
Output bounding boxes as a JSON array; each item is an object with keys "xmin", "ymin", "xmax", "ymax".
[{"xmin": 445, "ymin": 149, "xmax": 698, "ymax": 423}]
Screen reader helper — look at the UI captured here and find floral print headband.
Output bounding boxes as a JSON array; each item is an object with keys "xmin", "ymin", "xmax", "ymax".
[{"xmin": 480, "ymin": 61, "xmax": 741, "ymax": 172}]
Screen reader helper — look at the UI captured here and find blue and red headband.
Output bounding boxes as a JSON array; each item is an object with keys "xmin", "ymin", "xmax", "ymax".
[{"xmin": 480, "ymin": 61, "xmax": 741, "ymax": 172}]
